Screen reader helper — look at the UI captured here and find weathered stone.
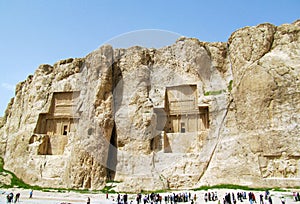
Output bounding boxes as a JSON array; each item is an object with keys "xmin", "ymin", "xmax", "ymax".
[
  {"xmin": 0, "ymin": 172, "xmax": 12, "ymax": 186},
  {"xmin": 0, "ymin": 20, "xmax": 299, "ymax": 191}
]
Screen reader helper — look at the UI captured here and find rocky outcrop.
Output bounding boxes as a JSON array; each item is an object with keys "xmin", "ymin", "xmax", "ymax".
[
  {"xmin": 0, "ymin": 172, "xmax": 12, "ymax": 186},
  {"xmin": 199, "ymin": 20, "xmax": 300, "ymax": 187},
  {"xmin": 0, "ymin": 20, "xmax": 299, "ymax": 191}
]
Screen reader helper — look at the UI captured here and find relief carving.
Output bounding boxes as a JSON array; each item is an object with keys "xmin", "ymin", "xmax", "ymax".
[{"xmin": 261, "ymin": 152, "xmax": 300, "ymax": 178}]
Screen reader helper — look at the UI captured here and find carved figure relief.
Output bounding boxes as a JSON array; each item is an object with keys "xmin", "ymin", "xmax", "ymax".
[{"xmin": 261, "ymin": 152, "xmax": 300, "ymax": 178}]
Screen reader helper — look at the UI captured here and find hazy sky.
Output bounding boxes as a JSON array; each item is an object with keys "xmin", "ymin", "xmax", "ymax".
[{"xmin": 0, "ymin": 0, "xmax": 299, "ymax": 115}]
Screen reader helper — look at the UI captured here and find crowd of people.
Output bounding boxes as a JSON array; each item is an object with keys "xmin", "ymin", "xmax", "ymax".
[
  {"xmin": 2, "ymin": 189, "xmax": 299, "ymax": 204},
  {"xmin": 204, "ymin": 191, "xmax": 218, "ymax": 202},
  {"xmin": 221, "ymin": 191, "xmax": 274, "ymax": 204},
  {"xmin": 111, "ymin": 190, "xmax": 279, "ymax": 204},
  {"xmin": 5, "ymin": 192, "xmax": 20, "ymax": 203},
  {"xmin": 294, "ymin": 192, "xmax": 300, "ymax": 202},
  {"xmin": 114, "ymin": 192, "xmax": 196, "ymax": 204},
  {"xmin": 4, "ymin": 190, "xmax": 34, "ymax": 203}
]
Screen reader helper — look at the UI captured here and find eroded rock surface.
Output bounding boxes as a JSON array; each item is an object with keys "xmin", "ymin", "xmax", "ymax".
[{"xmin": 0, "ymin": 20, "xmax": 299, "ymax": 191}]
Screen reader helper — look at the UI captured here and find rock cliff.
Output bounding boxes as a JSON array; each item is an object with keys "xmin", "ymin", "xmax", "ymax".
[{"xmin": 0, "ymin": 20, "xmax": 299, "ymax": 191}]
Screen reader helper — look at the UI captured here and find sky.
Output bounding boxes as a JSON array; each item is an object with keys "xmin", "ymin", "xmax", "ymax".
[{"xmin": 0, "ymin": 0, "xmax": 299, "ymax": 116}]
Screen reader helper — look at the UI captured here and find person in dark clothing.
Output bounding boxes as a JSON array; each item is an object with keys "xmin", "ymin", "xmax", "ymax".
[
  {"xmin": 268, "ymin": 196, "xmax": 273, "ymax": 204},
  {"xmin": 117, "ymin": 193, "xmax": 121, "ymax": 203},
  {"xmin": 124, "ymin": 194, "xmax": 128, "ymax": 204},
  {"xmin": 7, "ymin": 193, "xmax": 13, "ymax": 203},
  {"xmin": 14, "ymin": 193, "xmax": 20, "ymax": 203},
  {"xmin": 260, "ymin": 194, "xmax": 264, "ymax": 204}
]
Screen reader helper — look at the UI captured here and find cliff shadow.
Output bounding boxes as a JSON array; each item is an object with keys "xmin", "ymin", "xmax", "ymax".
[
  {"xmin": 106, "ymin": 121, "xmax": 118, "ymax": 181},
  {"xmin": 112, "ymin": 55, "xmax": 124, "ymax": 114}
]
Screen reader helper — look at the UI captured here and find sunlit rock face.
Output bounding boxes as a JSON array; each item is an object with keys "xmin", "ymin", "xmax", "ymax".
[{"xmin": 0, "ymin": 20, "xmax": 299, "ymax": 192}]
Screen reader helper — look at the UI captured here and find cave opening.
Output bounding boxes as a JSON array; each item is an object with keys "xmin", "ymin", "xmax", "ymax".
[{"xmin": 106, "ymin": 122, "xmax": 118, "ymax": 181}]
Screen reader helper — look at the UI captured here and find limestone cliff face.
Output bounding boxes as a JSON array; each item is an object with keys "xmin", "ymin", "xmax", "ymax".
[
  {"xmin": 0, "ymin": 20, "xmax": 299, "ymax": 191},
  {"xmin": 200, "ymin": 20, "xmax": 300, "ymax": 188},
  {"xmin": 0, "ymin": 46, "xmax": 114, "ymax": 189}
]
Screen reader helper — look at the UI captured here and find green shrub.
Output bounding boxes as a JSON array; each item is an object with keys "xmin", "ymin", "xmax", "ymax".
[
  {"xmin": 194, "ymin": 184, "xmax": 265, "ymax": 191},
  {"xmin": 228, "ymin": 80, "xmax": 233, "ymax": 92},
  {"xmin": 204, "ymin": 90, "xmax": 225, "ymax": 96},
  {"xmin": 192, "ymin": 184, "xmax": 293, "ymax": 192}
]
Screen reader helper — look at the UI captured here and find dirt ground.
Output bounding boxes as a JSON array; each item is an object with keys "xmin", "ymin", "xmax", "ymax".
[{"xmin": 0, "ymin": 188, "xmax": 298, "ymax": 204}]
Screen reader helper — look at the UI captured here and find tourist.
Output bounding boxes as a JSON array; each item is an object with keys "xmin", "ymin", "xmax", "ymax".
[
  {"xmin": 6, "ymin": 194, "xmax": 10, "ymax": 203},
  {"xmin": 124, "ymin": 193, "xmax": 128, "ymax": 204},
  {"xmin": 233, "ymin": 196, "xmax": 237, "ymax": 204},
  {"xmin": 243, "ymin": 192, "xmax": 247, "ymax": 199},
  {"xmin": 29, "ymin": 190, "xmax": 33, "ymax": 198},
  {"xmin": 280, "ymin": 196, "xmax": 285, "ymax": 204},
  {"xmin": 249, "ymin": 192, "xmax": 252, "ymax": 202},
  {"xmin": 253, "ymin": 193, "xmax": 256, "ymax": 203},
  {"xmin": 214, "ymin": 192, "xmax": 218, "ymax": 201},
  {"xmin": 158, "ymin": 194, "xmax": 162, "ymax": 204},
  {"xmin": 143, "ymin": 195, "xmax": 148, "ymax": 204},
  {"xmin": 294, "ymin": 192, "xmax": 300, "ymax": 201},
  {"xmin": 232, "ymin": 193, "xmax": 236, "ymax": 204},
  {"xmin": 268, "ymin": 196, "xmax": 272, "ymax": 204},
  {"xmin": 259, "ymin": 194, "xmax": 263, "ymax": 204},
  {"xmin": 7, "ymin": 192, "xmax": 13, "ymax": 203},
  {"xmin": 204, "ymin": 192, "xmax": 208, "ymax": 202},
  {"xmin": 225, "ymin": 192, "xmax": 232, "ymax": 204},
  {"xmin": 137, "ymin": 194, "xmax": 141, "ymax": 204},
  {"xmin": 237, "ymin": 192, "xmax": 243, "ymax": 202},
  {"xmin": 87, "ymin": 197, "xmax": 90, "ymax": 204},
  {"xmin": 265, "ymin": 190, "xmax": 269, "ymax": 200},
  {"xmin": 14, "ymin": 192, "xmax": 20, "ymax": 203},
  {"xmin": 117, "ymin": 193, "xmax": 121, "ymax": 203}
]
